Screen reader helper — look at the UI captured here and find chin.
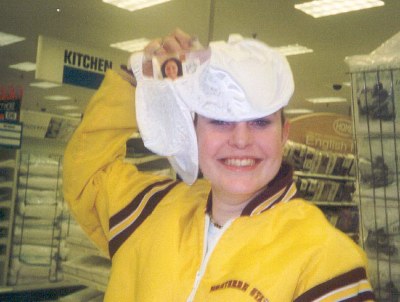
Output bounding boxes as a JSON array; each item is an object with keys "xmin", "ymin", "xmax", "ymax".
[{"xmin": 220, "ymin": 180, "xmax": 265, "ymax": 198}]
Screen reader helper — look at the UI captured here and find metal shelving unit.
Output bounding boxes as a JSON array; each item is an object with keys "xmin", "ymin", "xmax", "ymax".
[
  {"xmin": 349, "ymin": 65, "xmax": 400, "ymax": 300},
  {"xmin": 283, "ymin": 140, "xmax": 362, "ymax": 244},
  {"xmin": 0, "ymin": 148, "xmax": 19, "ymax": 286}
]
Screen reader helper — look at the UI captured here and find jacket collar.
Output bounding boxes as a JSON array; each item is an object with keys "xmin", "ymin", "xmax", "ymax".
[{"xmin": 205, "ymin": 162, "xmax": 297, "ymax": 217}]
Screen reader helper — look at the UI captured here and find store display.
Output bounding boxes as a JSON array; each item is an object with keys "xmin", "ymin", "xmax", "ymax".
[
  {"xmin": 7, "ymin": 153, "xmax": 66, "ymax": 286},
  {"xmin": 283, "ymin": 140, "xmax": 359, "ymax": 239},
  {"xmin": 346, "ymin": 31, "xmax": 400, "ymax": 300},
  {"xmin": 0, "ymin": 148, "xmax": 18, "ymax": 285}
]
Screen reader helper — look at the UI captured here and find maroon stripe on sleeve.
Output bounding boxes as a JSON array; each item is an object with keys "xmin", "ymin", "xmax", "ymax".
[
  {"xmin": 109, "ymin": 179, "xmax": 175, "ymax": 228},
  {"xmin": 294, "ymin": 267, "xmax": 375, "ymax": 302},
  {"xmin": 108, "ymin": 181, "xmax": 179, "ymax": 258},
  {"xmin": 340, "ymin": 291, "xmax": 376, "ymax": 302}
]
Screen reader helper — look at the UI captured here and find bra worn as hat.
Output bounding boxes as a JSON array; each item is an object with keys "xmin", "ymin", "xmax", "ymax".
[{"xmin": 130, "ymin": 34, "xmax": 295, "ymax": 184}]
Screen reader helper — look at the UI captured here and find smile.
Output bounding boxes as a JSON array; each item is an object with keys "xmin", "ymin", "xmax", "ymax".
[{"xmin": 223, "ymin": 158, "xmax": 257, "ymax": 167}]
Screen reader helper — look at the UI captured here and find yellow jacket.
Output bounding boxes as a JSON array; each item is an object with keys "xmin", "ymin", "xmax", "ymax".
[{"xmin": 63, "ymin": 69, "xmax": 375, "ymax": 301}]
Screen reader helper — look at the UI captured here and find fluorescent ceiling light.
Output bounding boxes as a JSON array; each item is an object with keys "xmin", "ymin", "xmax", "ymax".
[
  {"xmin": 44, "ymin": 95, "xmax": 72, "ymax": 101},
  {"xmin": 57, "ymin": 105, "xmax": 80, "ymax": 110},
  {"xmin": 0, "ymin": 31, "xmax": 25, "ymax": 46},
  {"xmin": 110, "ymin": 38, "xmax": 150, "ymax": 52},
  {"xmin": 275, "ymin": 44, "xmax": 313, "ymax": 56},
  {"xmin": 30, "ymin": 82, "xmax": 61, "ymax": 89},
  {"xmin": 307, "ymin": 97, "xmax": 347, "ymax": 104},
  {"xmin": 285, "ymin": 109, "xmax": 314, "ymax": 114},
  {"xmin": 9, "ymin": 62, "xmax": 36, "ymax": 72},
  {"xmin": 103, "ymin": 0, "xmax": 172, "ymax": 12},
  {"xmin": 295, "ymin": 0, "xmax": 385, "ymax": 18}
]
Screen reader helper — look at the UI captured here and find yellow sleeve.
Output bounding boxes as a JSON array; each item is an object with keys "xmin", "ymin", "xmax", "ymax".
[
  {"xmin": 294, "ymin": 220, "xmax": 375, "ymax": 301},
  {"xmin": 63, "ymin": 69, "xmax": 138, "ymax": 255}
]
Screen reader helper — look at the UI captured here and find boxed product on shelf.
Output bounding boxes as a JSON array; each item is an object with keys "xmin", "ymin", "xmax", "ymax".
[
  {"xmin": 352, "ymin": 70, "xmax": 399, "ymax": 135},
  {"xmin": 302, "ymin": 146, "xmax": 318, "ymax": 172},
  {"xmin": 317, "ymin": 180, "xmax": 338, "ymax": 202},
  {"xmin": 303, "ymin": 178, "xmax": 318, "ymax": 200},
  {"xmin": 283, "ymin": 140, "xmax": 307, "ymax": 170},
  {"xmin": 284, "ymin": 140, "xmax": 355, "ymax": 177},
  {"xmin": 314, "ymin": 151, "xmax": 331, "ymax": 175},
  {"xmin": 335, "ymin": 181, "xmax": 355, "ymax": 202},
  {"xmin": 341, "ymin": 154, "xmax": 355, "ymax": 176},
  {"xmin": 326, "ymin": 181, "xmax": 340, "ymax": 202},
  {"xmin": 293, "ymin": 175, "xmax": 354, "ymax": 203}
]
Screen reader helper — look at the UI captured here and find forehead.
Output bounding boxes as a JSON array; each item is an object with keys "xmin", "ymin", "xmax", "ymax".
[{"xmin": 166, "ymin": 60, "xmax": 177, "ymax": 66}]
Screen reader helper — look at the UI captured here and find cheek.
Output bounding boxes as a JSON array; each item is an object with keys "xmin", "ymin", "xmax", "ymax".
[
  {"xmin": 257, "ymin": 132, "xmax": 286, "ymax": 157},
  {"xmin": 197, "ymin": 133, "xmax": 212, "ymax": 159},
  {"xmin": 196, "ymin": 130, "xmax": 220, "ymax": 169}
]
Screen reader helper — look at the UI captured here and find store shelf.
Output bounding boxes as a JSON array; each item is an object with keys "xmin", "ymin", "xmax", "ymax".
[
  {"xmin": 313, "ymin": 201, "xmax": 358, "ymax": 207},
  {"xmin": 63, "ymin": 273, "xmax": 107, "ymax": 293},
  {"xmin": 294, "ymin": 171, "xmax": 355, "ymax": 182},
  {"xmin": 349, "ymin": 66, "xmax": 400, "ymax": 298},
  {"xmin": 0, "ymin": 280, "xmax": 82, "ymax": 294},
  {"xmin": 0, "ymin": 148, "xmax": 19, "ymax": 286},
  {"xmin": 284, "ymin": 139, "xmax": 360, "ymax": 242},
  {"xmin": 62, "ymin": 255, "xmax": 110, "ymax": 293},
  {"xmin": 0, "ymin": 200, "xmax": 12, "ymax": 208},
  {"xmin": 0, "ymin": 182, "xmax": 13, "ymax": 189},
  {"xmin": 0, "ymin": 160, "xmax": 16, "ymax": 169}
]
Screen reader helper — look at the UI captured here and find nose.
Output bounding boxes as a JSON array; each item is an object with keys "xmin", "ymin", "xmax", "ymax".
[{"xmin": 228, "ymin": 122, "xmax": 253, "ymax": 149}]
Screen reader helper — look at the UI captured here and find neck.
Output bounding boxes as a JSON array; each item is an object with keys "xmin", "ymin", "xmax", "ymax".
[
  {"xmin": 210, "ymin": 190, "xmax": 255, "ymax": 226},
  {"xmin": 206, "ymin": 163, "xmax": 296, "ymax": 226}
]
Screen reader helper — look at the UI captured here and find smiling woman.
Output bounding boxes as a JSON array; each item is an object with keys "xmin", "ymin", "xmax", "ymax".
[
  {"xmin": 195, "ymin": 112, "xmax": 289, "ymax": 216},
  {"xmin": 160, "ymin": 57, "xmax": 183, "ymax": 79},
  {"xmin": 63, "ymin": 28, "xmax": 376, "ymax": 301}
]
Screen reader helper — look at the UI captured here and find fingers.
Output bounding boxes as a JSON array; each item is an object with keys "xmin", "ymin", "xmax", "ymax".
[
  {"xmin": 143, "ymin": 38, "xmax": 165, "ymax": 59},
  {"xmin": 162, "ymin": 35, "xmax": 185, "ymax": 53},
  {"xmin": 161, "ymin": 28, "xmax": 193, "ymax": 53},
  {"xmin": 140, "ymin": 28, "xmax": 204, "ymax": 78},
  {"xmin": 171, "ymin": 28, "xmax": 193, "ymax": 50},
  {"xmin": 143, "ymin": 28, "xmax": 196, "ymax": 59}
]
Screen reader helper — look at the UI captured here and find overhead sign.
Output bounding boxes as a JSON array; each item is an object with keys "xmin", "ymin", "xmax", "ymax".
[
  {"xmin": 289, "ymin": 113, "xmax": 354, "ymax": 154},
  {"xmin": 20, "ymin": 110, "xmax": 80, "ymax": 142},
  {"xmin": 0, "ymin": 85, "xmax": 23, "ymax": 122},
  {"xmin": 0, "ymin": 121, "xmax": 22, "ymax": 148},
  {"xmin": 36, "ymin": 35, "xmax": 127, "ymax": 89}
]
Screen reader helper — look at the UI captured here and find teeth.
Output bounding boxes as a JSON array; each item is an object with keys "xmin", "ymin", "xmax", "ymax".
[{"xmin": 224, "ymin": 158, "xmax": 255, "ymax": 167}]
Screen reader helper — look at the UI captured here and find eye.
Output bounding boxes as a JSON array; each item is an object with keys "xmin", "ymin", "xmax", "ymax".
[
  {"xmin": 209, "ymin": 119, "xmax": 233, "ymax": 126},
  {"xmin": 249, "ymin": 118, "xmax": 270, "ymax": 128}
]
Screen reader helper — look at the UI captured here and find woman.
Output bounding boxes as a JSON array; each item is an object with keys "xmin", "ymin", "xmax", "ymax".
[
  {"xmin": 160, "ymin": 57, "xmax": 183, "ymax": 79},
  {"xmin": 63, "ymin": 29, "xmax": 375, "ymax": 301}
]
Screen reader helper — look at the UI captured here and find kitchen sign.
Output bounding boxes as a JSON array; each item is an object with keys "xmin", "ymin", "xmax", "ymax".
[{"xmin": 36, "ymin": 35, "xmax": 126, "ymax": 89}]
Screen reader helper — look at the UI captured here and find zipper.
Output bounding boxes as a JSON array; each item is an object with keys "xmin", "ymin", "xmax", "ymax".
[{"xmin": 186, "ymin": 216, "xmax": 233, "ymax": 302}]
